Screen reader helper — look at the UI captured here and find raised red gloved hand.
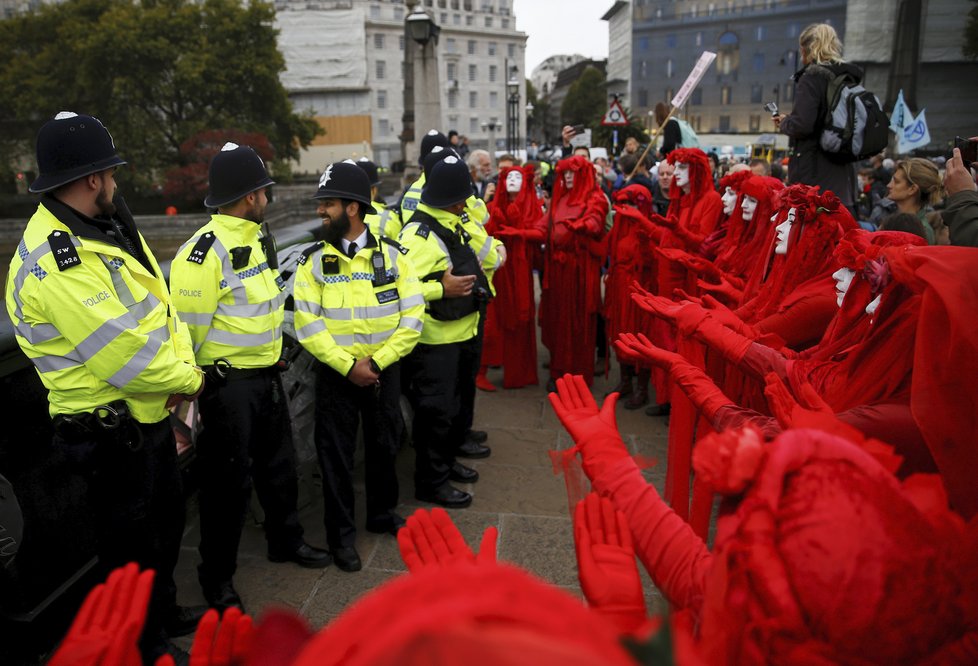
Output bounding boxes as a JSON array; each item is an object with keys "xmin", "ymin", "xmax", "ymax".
[
  {"xmin": 697, "ymin": 275, "xmax": 743, "ymax": 302},
  {"xmin": 397, "ymin": 507, "xmax": 498, "ymax": 572},
  {"xmin": 630, "ymin": 291, "xmax": 688, "ymax": 324},
  {"xmin": 613, "ymin": 332, "xmax": 685, "ymax": 370},
  {"xmin": 547, "ymin": 373, "xmax": 630, "ymax": 481},
  {"xmin": 49, "ymin": 563, "xmax": 154, "ymax": 666},
  {"xmin": 574, "ymin": 493, "xmax": 648, "ymax": 636},
  {"xmin": 154, "ymin": 608, "xmax": 254, "ymax": 666},
  {"xmin": 649, "ymin": 211, "xmax": 677, "ymax": 229}
]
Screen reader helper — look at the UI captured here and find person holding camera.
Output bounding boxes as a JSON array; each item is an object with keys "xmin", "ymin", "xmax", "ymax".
[
  {"xmin": 399, "ymin": 156, "xmax": 504, "ymax": 509},
  {"xmin": 943, "ymin": 144, "xmax": 978, "ymax": 247}
]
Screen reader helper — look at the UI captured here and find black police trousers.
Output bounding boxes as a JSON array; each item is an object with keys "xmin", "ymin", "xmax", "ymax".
[
  {"xmin": 314, "ymin": 362, "xmax": 401, "ymax": 549},
  {"xmin": 403, "ymin": 336, "xmax": 480, "ymax": 493},
  {"xmin": 54, "ymin": 416, "xmax": 183, "ymax": 651},
  {"xmin": 195, "ymin": 368, "xmax": 304, "ymax": 585}
]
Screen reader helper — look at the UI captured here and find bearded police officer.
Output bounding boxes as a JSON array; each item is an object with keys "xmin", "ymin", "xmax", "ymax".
[
  {"xmin": 399, "ymin": 156, "xmax": 504, "ymax": 508},
  {"xmin": 292, "ymin": 161, "xmax": 423, "ymax": 571},
  {"xmin": 171, "ymin": 143, "xmax": 330, "ymax": 611},
  {"xmin": 5, "ymin": 112, "xmax": 205, "ymax": 661}
]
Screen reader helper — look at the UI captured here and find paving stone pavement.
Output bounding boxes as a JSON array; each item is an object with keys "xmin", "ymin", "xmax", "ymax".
[{"xmin": 172, "ymin": 342, "xmax": 673, "ymax": 643}]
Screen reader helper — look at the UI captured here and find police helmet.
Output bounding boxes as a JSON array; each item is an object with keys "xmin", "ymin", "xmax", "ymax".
[
  {"xmin": 419, "ymin": 129, "xmax": 451, "ymax": 165},
  {"xmin": 204, "ymin": 142, "xmax": 275, "ymax": 209},
  {"xmin": 421, "ymin": 156, "xmax": 473, "ymax": 208},
  {"xmin": 30, "ymin": 112, "xmax": 127, "ymax": 194},
  {"xmin": 422, "ymin": 145, "xmax": 460, "ymax": 180},
  {"xmin": 312, "ymin": 160, "xmax": 378, "ymax": 216},
  {"xmin": 355, "ymin": 157, "xmax": 381, "ymax": 187}
]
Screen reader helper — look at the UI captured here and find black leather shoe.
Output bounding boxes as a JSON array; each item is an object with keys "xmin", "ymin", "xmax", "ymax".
[
  {"xmin": 164, "ymin": 604, "xmax": 208, "ymax": 637},
  {"xmin": 457, "ymin": 439, "xmax": 491, "ymax": 459},
  {"xmin": 366, "ymin": 512, "xmax": 406, "ymax": 536},
  {"xmin": 268, "ymin": 542, "xmax": 333, "ymax": 569},
  {"xmin": 465, "ymin": 429, "xmax": 488, "ymax": 444},
  {"xmin": 545, "ymin": 377, "xmax": 557, "ymax": 393},
  {"xmin": 415, "ymin": 484, "xmax": 473, "ymax": 509},
  {"xmin": 332, "ymin": 546, "xmax": 362, "ymax": 572},
  {"xmin": 644, "ymin": 402, "xmax": 671, "ymax": 417},
  {"xmin": 450, "ymin": 461, "xmax": 479, "ymax": 483},
  {"xmin": 201, "ymin": 580, "xmax": 244, "ymax": 613}
]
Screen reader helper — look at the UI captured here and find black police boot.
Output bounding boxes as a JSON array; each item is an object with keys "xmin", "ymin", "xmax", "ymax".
[
  {"xmin": 415, "ymin": 484, "xmax": 473, "ymax": 509},
  {"xmin": 201, "ymin": 579, "xmax": 245, "ymax": 613},
  {"xmin": 450, "ymin": 461, "xmax": 479, "ymax": 483},
  {"xmin": 457, "ymin": 439, "xmax": 490, "ymax": 459},
  {"xmin": 164, "ymin": 604, "xmax": 208, "ymax": 637},
  {"xmin": 268, "ymin": 541, "xmax": 333, "ymax": 569}
]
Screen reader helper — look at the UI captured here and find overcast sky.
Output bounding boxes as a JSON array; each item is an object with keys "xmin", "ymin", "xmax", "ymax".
[{"xmin": 512, "ymin": 0, "xmax": 611, "ymax": 74}]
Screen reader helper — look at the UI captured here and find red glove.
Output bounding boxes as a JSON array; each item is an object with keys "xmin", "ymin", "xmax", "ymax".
[
  {"xmin": 547, "ymin": 374, "xmax": 630, "ymax": 481},
  {"xmin": 672, "ymin": 288, "xmax": 704, "ymax": 305},
  {"xmin": 697, "ymin": 275, "xmax": 743, "ymax": 302},
  {"xmin": 616, "ymin": 333, "xmax": 733, "ymax": 422},
  {"xmin": 630, "ymin": 291, "xmax": 688, "ymax": 325},
  {"xmin": 667, "ymin": 224, "xmax": 708, "ymax": 252},
  {"xmin": 574, "ymin": 493, "xmax": 648, "ymax": 636},
  {"xmin": 649, "ymin": 211, "xmax": 677, "ymax": 229},
  {"xmin": 397, "ymin": 507, "xmax": 498, "ymax": 572},
  {"xmin": 762, "ymin": 373, "xmax": 867, "ymax": 442},
  {"xmin": 154, "ymin": 609, "xmax": 254, "ymax": 666},
  {"xmin": 676, "ymin": 311, "xmax": 754, "ymax": 366},
  {"xmin": 49, "ymin": 563, "xmax": 153, "ymax": 666}
]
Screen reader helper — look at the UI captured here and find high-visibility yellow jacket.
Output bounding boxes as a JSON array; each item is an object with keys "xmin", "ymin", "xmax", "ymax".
[
  {"xmin": 364, "ymin": 203, "xmax": 403, "ymax": 241},
  {"xmin": 399, "ymin": 173, "xmax": 490, "ymax": 229},
  {"xmin": 171, "ymin": 214, "xmax": 286, "ymax": 369},
  {"xmin": 292, "ymin": 230, "xmax": 424, "ymax": 375},
  {"xmin": 5, "ymin": 201, "xmax": 202, "ymax": 423},
  {"xmin": 398, "ymin": 203, "xmax": 502, "ymax": 345}
]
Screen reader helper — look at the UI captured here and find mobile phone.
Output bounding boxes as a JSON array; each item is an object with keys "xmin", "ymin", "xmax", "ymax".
[
  {"xmin": 763, "ymin": 102, "xmax": 779, "ymax": 116},
  {"xmin": 571, "ymin": 124, "xmax": 586, "ymax": 135},
  {"xmin": 954, "ymin": 136, "xmax": 978, "ymax": 170}
]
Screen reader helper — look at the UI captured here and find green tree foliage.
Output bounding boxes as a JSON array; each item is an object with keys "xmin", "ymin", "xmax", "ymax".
[
  {"xmin": 965, "ymin": 0, "xmax": 978, "ymax": 59},
  {"xmin": 0, "ymin": 0, "xmax": 320, "ymax": 196},
  {"xmin": 560, "ymin": 66, "xmax": 608, "ymax": 131},
  {"xmin": 592, "ymin": 104, "xmax": 654, "ymax": 155}
]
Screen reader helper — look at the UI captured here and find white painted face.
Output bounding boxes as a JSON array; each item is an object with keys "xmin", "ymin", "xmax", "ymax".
[
  {"xmin": 674, "ymin": 162, "xmax": 690, "ymax": 188},
  {"xmin": 741, "ymin": 195, "xmax": 758, "ymax": 221},
  {"xmin": 563, "ymin": 170, "xmax": 574, "ymax": 189},
  {"xmin": 833, "ymin": 267, "xmax": 856, "ymax": 307},
  {"xmin": 505, "ymin": 170, "xmax": 523, "ymax": 193},
  {"xmin": 774, "ymin": 207, "xmax": 796, "ymax": 255},
  {"xmin": 722, "ymin": 187, "xmax": 737, "ymax": 215},
  {"xmin": 865, "ymin": 294, "xmax": 882, "ymax": 315}
]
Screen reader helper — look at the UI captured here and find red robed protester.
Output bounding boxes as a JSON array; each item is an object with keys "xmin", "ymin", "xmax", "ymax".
[
  {"xmin": 482, "ymin": 165, "xmax": 546, "ymax": 388},
  {"xmin": 540, "ymin": 155, "xmax": 608, "ymax": 387},
  {"xmin": 549, "ymin": 376, "xmax": 978, "ymax": 665}
]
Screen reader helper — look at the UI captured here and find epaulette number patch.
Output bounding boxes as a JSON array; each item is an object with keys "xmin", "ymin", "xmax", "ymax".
[
  {"xmin": 48, "ymin": 231, "xmax": 80, "ymax": 271},
  {"xmin": 187, "ymin": 232, "xmax": 217, "ymax": 265}
]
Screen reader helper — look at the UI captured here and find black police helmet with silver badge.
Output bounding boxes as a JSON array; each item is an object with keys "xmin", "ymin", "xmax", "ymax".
[
  {"xmin": 418, "ymin": 129, "xmax": 451, "ymax": 165},
  {"xmin": 421, "ymin": 155, "xmax": 472, "ymax": 208},
  {"xmin": 204, "ymin": 142, "xmax": 275, "ymax": 208},
  {"xmin": 355, "ymin": 157, "xmax": 381, "ymax": 187},
  {"xmin": 30, "ymin": 112, "xmax": 127, "ymax": 193},
  {"xmin": 422, "ymin": 145, "xmax": 462, "ymax": 180},
  {"xmin": 313, "ymin": 160, "xmax": 378, "ymax": 216}
]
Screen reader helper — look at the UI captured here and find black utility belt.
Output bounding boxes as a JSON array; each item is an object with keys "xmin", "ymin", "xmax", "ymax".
[
  {"xmin": 214, "ymin": 365, "xmax": 276, "ymax": 381},
  {"xmin": 52, "ymin": 400, "xmax": 142, "ymax": 451}
]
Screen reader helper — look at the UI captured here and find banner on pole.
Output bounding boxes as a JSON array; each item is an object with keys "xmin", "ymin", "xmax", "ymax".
[
  {"xmin": 671, "ymin": 52, "xmax": 717, "ymax": 110},
  {"xmin": 897, "ymin": 109, "xmax": 931, "ymax": 153},
  {"xmin": 889, "ymin": 89, "xmax": 911, "ymax": 134}
]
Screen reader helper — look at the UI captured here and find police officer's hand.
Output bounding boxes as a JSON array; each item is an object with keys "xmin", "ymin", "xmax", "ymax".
[
  {"xmin": 441, "ymin": 267, "xmax": 477, "ymax": 298},
  {"xmin": 182, "ymin": 369, "xmax": 206, "ymax": 402},
  {"xmin": 349, "ymin": 357, "xmax": 381, "ymax": 387},
  {"xmin": 496, "ymin": 244, "xmax": 507, "ymax": 267},
  {"xmin": 945, "ymin": 147, "xmax": 978, "ymax": 197}
]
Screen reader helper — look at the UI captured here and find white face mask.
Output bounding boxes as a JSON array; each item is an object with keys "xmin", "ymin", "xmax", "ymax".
[
  {"xmin": 741, "ymin": 195, "xmax": 758, "ymax": 221},
  {"xmin": 774, "ymin": 207, "xmax": 796, "ymax": 255},
  {"xmin": 563, "ymin": 171, "xmax": 574, "ymax": 189},
  {"xmin": 865, "ymin": 294, "xmax": 882, "ymax": 315},
  {"xmin": 833, "ymin": 267, "xmax": 856, "ymax": 307},
  {"xmin": 674, "ymin": 162, "xmax": 690, "ymax": 188},
  {"xmin": 722, "ymin": 187, "xmax": 737, "ymax": 215},
  {"xmin": 505, "ymin": 170, "xmax": 523, "ymax": 194}
]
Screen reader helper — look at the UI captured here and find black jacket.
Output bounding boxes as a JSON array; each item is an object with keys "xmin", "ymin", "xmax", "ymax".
[{"xmin": 779, "ymin": 62, "xmax": 861, "ymax": 208}]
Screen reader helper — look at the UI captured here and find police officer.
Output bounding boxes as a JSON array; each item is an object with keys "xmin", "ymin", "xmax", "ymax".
[
  {"xmin": 399, "ymin": 156, "xmax": 503, "ymax": 508},
  {"xmin": 355, "ymin": 157, "xmax": 403, "ymax": 240},
  {"xmin": 5, "ymin": 112, "xmax": 205, "ymax": 661},
  {"xmin": 293, "ymin": 160, "xmax": 424, "ymax": 571},
  {"xmin": 171, "ymin": 142, "xmax": 331, "ymax": 611},
  {"xmin": 399, "ymin": 129, "xmax": 452, "ymax": 222}
]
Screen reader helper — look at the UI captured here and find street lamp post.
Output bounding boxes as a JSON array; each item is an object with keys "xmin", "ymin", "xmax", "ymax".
[
  {"xmin": 400, "ymin": 1, "xmax": 441, "ymax": 182},
  {"xmin": 525, "ymin": 102, "xmax": 534, "ymax": 144},
  {"xmin": 481, "ymin": 120, "xmax": 501, "ymax": 154},
  {"xmin": 505, "ymin": 66, "xmax": 520, "ymax": 154}
]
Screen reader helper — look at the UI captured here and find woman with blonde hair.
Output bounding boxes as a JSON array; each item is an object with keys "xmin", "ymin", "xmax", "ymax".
[
  {"xmin": 773, "ymin": 23, "xmax": 861, "ymax": 210},
  {"xmin": 884, "ymin": 158, "xmax": 944, "ymax": 243}
]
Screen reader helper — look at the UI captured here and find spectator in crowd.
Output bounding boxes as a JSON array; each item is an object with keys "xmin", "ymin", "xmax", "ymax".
[
  {"xmin": 617, "ymin": 152, "xmax": 655, "ymax": 198},
  {"xmin": 749, "ymin": 158, "xmax": 771, "ymax": 176},
  {"xmin": 943, "ymin": 145, "xmax": 978, "ymax": 247},
  {"xmin": 926, "ymin": 210, "xmax": 950, "ymax": 246},
  {"xmin": 877, "ymin": 211, "xmax": 928, "ymax": 242},
  {"xmin": 872, "ymin": 158, "xmax": 943, "ymax": 244},
  {"xmin": 466, "ymin": 149, "xmax": 492, "ymax": 200},
  {"xmin": 456, "ymin": 134, "xmax": 471, "ymax": 159},
  {"xmin": 651, "ymin": 159, "xmax": 674, "ymax": 216},
  {"xmin": 621, "ymin": 136, "xmax": 641, "ymax": 157},
  {"xmin": 773, "ymin": 23, "xmax": 859, "ymax": 210}
]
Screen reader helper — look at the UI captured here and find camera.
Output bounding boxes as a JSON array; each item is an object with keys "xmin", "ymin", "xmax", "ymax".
[
  {"xmin": 763, "ymin": 102, "xmax": 779, "ymax": 117},
  {"xmin": 571, "ymin": 124, "xmax": 587, "ymax": 135},
  {"xmin": 949, "ymin": 136, "xmax": 978, "ymax": 171}
]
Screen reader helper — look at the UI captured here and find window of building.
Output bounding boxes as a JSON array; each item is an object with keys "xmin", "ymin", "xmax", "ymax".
[
  {"xmin": 638, "ymin": 36, "xmax": 649, "ymax": 51},
  {"xmin": 394, "ymin": 6, "xmax": 403, "ymax": 20},
  {"xmin": 438, "ymin": 0, "xmax": 446, "ymax": 8},
  {"xmin": 447, "ymin": 62, "xmax": 457, "ymax": 81},
  {"xmin": 488, "ymin": 41, "xmax": 497, "ymax": 56},
  {"xmin": 468, "ymin": 64, "xmax": 477, "ymax": 81},
  {"xmin": 717, "ymin": 31, "xmax": 740, "ymax": 75},
  {"xmin": 718, "ymin": 115, "xmax": 731, "ymax": 131},
  {"xmin": 374, "ymin": 33, "xmax": 385, "ymax": 49},
  {"xmin": 376, "ymin": 60, "xmax": 386, "ymax": 79},
  {"xmin": 399, "ymin": 35, "xmax": 404, "ymax": 51},
  {"xmin": 666, "ymin": 33, "xmax": 677, "ymax": 48},
  {"xmin": 451, "ymin": 0, "xmax": 460, "ymax": 8},
  {"xmin": 721, "ymin": 85, "xmax": 731, "ymax": 104},
  {"xmin": 639, "ymin": 60, "xmax": 647, "ymax": 78},
  {"xmin": 464, "ymin": 0, "xmax": 473, "ymax": 9},
  {"xmin": 749, "ymin": 114, "xmax": 761, "ymax": 132},
  {"xmin": 489, "ymin": 65, "xmax": 497, "ymax": 82},
  {"xmin": 448, "ymin": 90, "xmax": 458, "ymax": 108},
  {"xmin": 446, "ymin": 38, "xmax": 457, "ymax": 54},
  {"xmin": 379, "ymin": 119, "xmax": 389, "ymax": 137},
  {"xmin": 490, "ymin": 91, "xmax": 499, "ymax": 108},
  {"xmin": 666, "ymin": 58, "xmax": 674, "ymax": 78},
  {"xmin": 466, "ymin": 14, "xmax": 474, "ymax": 26},
  {"xmin": 470, "ymin": 117, "xmax": 479, "ymax": 133},
  {"xmin": 755, "ymin": 25, "xmax": 766, "ymax": 41},
  {"xmin": 508, "ymin": 43, "xmax": 516, "ymax": 58},
  {"xmin": 787, "ymin": 22, "xmax": 800, "ymax": 38},
  {"xmin": 750, "ymin": 84, "xmax": 762, "ymax": 103},
  {"xmin": 370, "ymin": 4, "xmax": 380, "ymax": 19},
  {"xmin": 695, "ymin": 31, "xmax": 703, "ymax": 46},
  {"xmin": 691, "ymin": 115, "xmax": 702, "ymax": 131},
  {"xmin": 485, "ymin": 16, "xmax": 493, "ymax": 27},
  {"xmin": 441, "ymin": 12, "xmax": 447, "ymax": 23},
  {"xmin": 638, "ymin": 89, "xmax": 648, "ymax": 107},
  {"xmin": 691, "ymin": 88, "xmax": 703, "ymax": 106},
  {"xmin": 377, "ymin": 90, "xmax": 387, "ymax": 109},
  {"xmin": 501, "ymin": 17, "xmax": 509, "ymax": 28},
  {"xmin": 469, "ymin": 91, "xmax": 478, "ymax": 107},
  {"xmin": 468, "ymin": 40, "xmax": 476, "ymax": 54},
  {"xmin": 453, "ymin": 13, "xmax": 461, "ymax": 25},
  {"xmin": 752, "ymin": 52, "xmax": 764, "ymax": 72}
]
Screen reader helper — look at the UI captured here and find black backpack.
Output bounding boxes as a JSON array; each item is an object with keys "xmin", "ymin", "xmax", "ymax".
[{"xmin": 819, "ymin": 72, "xmax": 890, "ymax": 164}]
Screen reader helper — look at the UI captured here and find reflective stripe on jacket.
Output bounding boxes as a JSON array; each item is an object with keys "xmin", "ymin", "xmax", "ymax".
[
  {"xmin": 171, "ymin": 214, "xmax": 286, "ymax": 368},
  {"xmin": 5, "ymin": 203, "xmax": 201, "ymax": 422},
  {"xmin": 292, "ymin": 231, "xmax": 423, "ymax": 375}
]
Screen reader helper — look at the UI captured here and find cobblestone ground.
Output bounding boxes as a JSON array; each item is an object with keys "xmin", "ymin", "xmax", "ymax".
[{"xmin": 172, "ymin": 323, "xmax": 673, "ymax": 645}]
